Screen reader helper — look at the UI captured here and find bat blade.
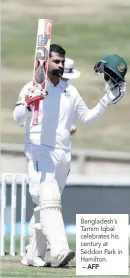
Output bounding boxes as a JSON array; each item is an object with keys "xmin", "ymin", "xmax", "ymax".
[{"xmin": 32, "ymin": 19, "xmax": 52, "ymax": 125}]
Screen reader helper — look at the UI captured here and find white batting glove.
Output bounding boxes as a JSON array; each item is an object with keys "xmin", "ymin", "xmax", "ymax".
[
  {"xmin": 100, "ymin": 81, "xmax": 126, "ymax": 107},
  {"xmin": 16, "ymin": 85, "xmax": 47, "ymax": 110},
  {"xmin": 26, "ymin": 85, "xmax": 48, "ymax": 106}
]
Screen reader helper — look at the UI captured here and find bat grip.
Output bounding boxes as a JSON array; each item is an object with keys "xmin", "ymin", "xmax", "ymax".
[{"xmin": 32, "ymin": 101, "xmax": 40, "ymax": 126}]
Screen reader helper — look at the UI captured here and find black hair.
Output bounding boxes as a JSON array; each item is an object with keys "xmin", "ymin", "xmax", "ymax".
[{"xmin": 49, "ymin": 44, "xmax": 66, "ymax": 57}]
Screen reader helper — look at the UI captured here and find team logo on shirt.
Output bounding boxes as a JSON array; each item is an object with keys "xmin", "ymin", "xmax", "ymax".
[{"xmin": 64, "ymin": 88, "xmax": 71, "ymax": 97}]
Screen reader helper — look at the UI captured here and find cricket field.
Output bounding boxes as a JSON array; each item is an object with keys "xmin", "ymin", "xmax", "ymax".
[{"xmin": 1, "ymin": 236, "xmax": 130, "ymax": 277}]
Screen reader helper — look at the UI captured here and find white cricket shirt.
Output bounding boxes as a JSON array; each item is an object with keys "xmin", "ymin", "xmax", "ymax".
[{"xmin": 13, "ymin": 79, "xmax": 106, "ymax": 150}]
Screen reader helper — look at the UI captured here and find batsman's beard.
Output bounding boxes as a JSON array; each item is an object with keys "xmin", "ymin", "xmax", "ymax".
[{"xmin": 51, "ymin": 69, "xmax": 64, "ymax": 77}]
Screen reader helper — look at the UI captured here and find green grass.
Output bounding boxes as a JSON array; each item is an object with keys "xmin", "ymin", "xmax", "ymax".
[
  {"xmin": 2, "ymin": 20, "xmax": 130, "ymax": 69},
  {"xmin": 1, "ymin": 237, "xmax": 130, "ymax": 277},
  {"xmin": 3, "ymin": 236, "xmax": 76, "ymax": 255},
  {"xmin": 1, "ymin": 0, "xmax": 130, "ymax": 151},
  {"xmin": 1, "ymin": 236, "xmax": 77, "ymax": 277}
]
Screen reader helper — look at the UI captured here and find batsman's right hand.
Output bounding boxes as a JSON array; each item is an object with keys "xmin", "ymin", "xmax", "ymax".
[
  {"xmin": 16, "ymin": 86, "xmax": 48, "ymax": 110},
  {"xmin": 26, "ymin": 85, "xmax": 48, "ymax": 106},
  {"xmin": 16, "ymin": 85, "xmax": 48, "ymax": 110}
]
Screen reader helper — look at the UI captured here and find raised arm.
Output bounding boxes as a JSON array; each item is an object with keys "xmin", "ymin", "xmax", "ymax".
[
  {"xmin": 75, "ymin": 53, "xmax": 127, "ymax": 125},
  {"xmin": 13, "ymin": 82, "xmax": 47, "ymax": 126},
  {"xmin": 13, "ymin": 82, "xmax": 32, "ymax": 126},
  {"xmin": 75, "ymin": 80, "xmax": 126, "ymax": 125}
]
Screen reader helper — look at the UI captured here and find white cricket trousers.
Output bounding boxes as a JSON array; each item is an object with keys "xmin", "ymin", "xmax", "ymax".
[{"xmin": 25, "ymin": 143, "xmax": 71, "ymax": 260}]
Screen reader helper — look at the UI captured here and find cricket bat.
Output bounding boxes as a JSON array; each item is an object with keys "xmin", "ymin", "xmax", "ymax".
[{"xmin": 28, "ymin": 19, "xmax": 52, "ymax": 125}]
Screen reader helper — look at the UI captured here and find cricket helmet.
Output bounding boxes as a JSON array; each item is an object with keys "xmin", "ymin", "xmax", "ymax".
[{"xmin": 94, "ymin": 54, "xmax": 127, "ymax": 84}]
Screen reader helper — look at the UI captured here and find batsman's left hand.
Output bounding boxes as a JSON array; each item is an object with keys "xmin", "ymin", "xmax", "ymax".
[{"xmin": 100, "ymin": 81, "xmax": 126, "ymax": 107}]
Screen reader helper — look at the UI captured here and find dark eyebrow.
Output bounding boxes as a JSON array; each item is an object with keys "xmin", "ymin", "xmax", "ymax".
[
  {"xmin": 53, "ymin": 59, "xmax": 65, "ymax": 63},
  {"xmin": 53, "ymin": 59, "xmax": 61, "ymax": 62}
]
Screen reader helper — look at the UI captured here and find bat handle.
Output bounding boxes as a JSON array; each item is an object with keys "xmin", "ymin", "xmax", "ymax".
[{"xmin": 32, "ymin": 101, "xmax": 40, "ymax": 126}]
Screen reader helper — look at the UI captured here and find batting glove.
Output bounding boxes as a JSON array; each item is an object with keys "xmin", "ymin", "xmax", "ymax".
[
  {"xmin": 26, "ymin": 85, "xmax": 48, "ymax": 106},
  {"xmin": 100, "ymin": 81, "xmax": 126, "ymax": 107},
  {"xmin": 16, "ymin": 85, "xmax": 48, "ymax": 111}
]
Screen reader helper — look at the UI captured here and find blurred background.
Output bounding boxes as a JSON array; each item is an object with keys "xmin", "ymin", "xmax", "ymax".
[{"xmin": 1, "ymin": 0, "xmax": 130, "ymax": 271}]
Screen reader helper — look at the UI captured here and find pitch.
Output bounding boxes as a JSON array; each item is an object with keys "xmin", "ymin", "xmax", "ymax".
[{"xmin": 1, "ymin": 236, "xmax": 130, "ymax": 277}]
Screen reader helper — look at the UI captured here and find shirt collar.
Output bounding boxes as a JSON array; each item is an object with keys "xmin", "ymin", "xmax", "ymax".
[{"xmin": 46, "ymin": 79, "xmax": 67, "ymax": 91}]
